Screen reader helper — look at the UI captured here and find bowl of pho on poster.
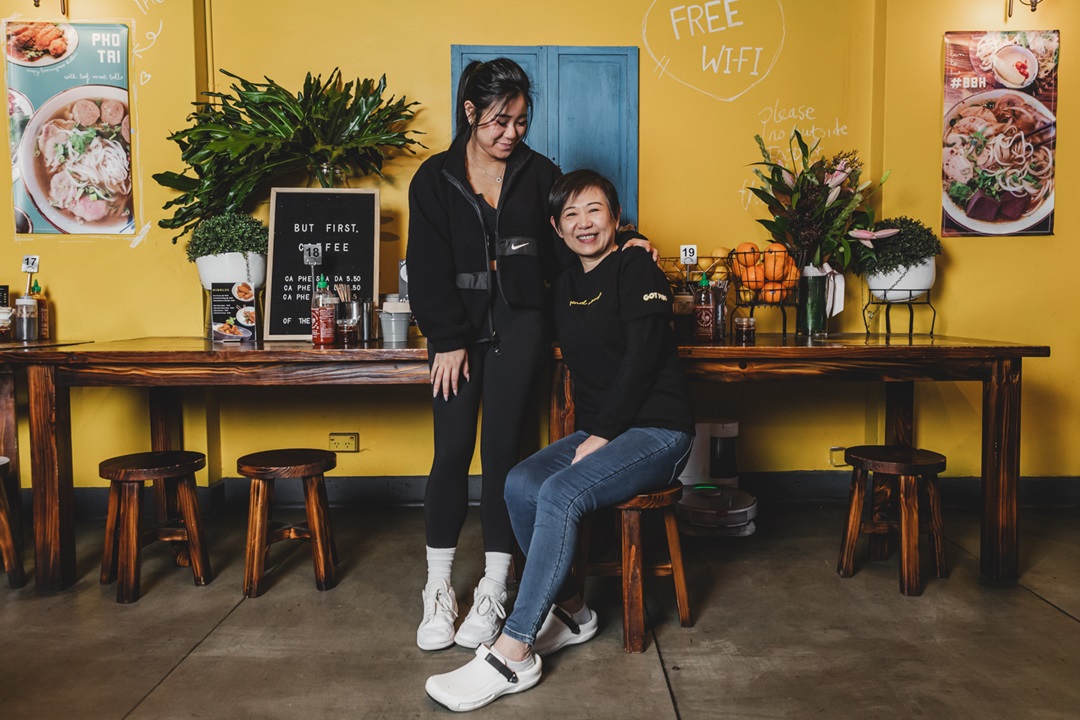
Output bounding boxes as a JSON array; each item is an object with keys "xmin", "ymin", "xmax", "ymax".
[
  {"xmin": 942, "ymin": 89, "xmax": 1054, "ymax": 235},
  {"xmin": 19, "ymin": 84, "xmax": 133, "ymax": 234}
]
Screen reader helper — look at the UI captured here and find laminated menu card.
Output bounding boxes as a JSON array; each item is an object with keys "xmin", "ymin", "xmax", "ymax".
[{"xmin": 208, "ymin": 282, "xmax": 258, "ymax": 343}]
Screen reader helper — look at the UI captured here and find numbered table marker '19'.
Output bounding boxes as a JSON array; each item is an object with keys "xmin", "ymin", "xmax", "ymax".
[
  {"xmin": 680, "ymin": 245, "xmax": 698, "ymax": 266},
  {"xmin": 264, "ymin": 188, "xmax": 380, "ymax": 340}
]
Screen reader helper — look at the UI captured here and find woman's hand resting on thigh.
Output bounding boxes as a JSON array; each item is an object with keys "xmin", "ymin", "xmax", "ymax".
[
  {"xmin": 572, "ymin": 434, "xmax": 609, "ymax": 464},
  {"xmin": 431, "ymin": 349, "xmax": 469, "ymax": 400}
]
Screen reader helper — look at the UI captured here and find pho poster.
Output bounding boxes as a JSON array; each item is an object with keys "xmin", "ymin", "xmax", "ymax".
[
  {"xmin": 5, "ymin": 22, "xmax": 133, "ymax": 235},
  {"xmin": 942, "ymin": 31, "xmax": 1058, "ymax": 237}
]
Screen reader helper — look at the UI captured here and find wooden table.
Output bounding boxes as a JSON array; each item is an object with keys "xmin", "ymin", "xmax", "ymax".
[
  {"xmin": 549, "ymin": 334, "xmax": 1050, "ymax": 584},
  {"xmin": 0, "ymin": 337, "xmax": 430, "ymax": 591},
  {"xmin": 0, "ymin": 334, "xmax": 1051, "ymax": 590}
]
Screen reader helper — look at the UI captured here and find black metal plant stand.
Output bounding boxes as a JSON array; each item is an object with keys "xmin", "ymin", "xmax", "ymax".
[{"xmin": 862, "ymin": 288, "xmax": 937, "ymax": 337}]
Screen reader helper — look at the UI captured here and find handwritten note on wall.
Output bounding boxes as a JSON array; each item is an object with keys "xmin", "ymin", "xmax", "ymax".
[{"xmin": 642, "ymin": 0, "xmax": 786, "ymax": 102}]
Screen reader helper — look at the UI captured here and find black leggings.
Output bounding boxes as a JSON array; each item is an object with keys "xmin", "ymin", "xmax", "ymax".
[{"xmin": 424, "ymin": 299, "xmax": 547, "ymax": 553}]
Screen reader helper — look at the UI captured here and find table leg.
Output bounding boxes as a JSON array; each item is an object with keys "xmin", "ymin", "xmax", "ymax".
[
  {"xmin": 149, "ymin": 388, "xmax": 183, "ymax": 524},
  {"xmin": 27, "ymin": 364, "xmax": 75, "ymax": 590},
  {"xmin": 0, "ymin": 368, "xmax": 23, "ymax": 550},
  {"xmin": 870, "ymin": 382, "xmax": 915, "ymax": 561},
  {"xmin": 885, "ymin": 382, "xmax": 914, "ymax": 448},
  {"xmin": 149, "ymin": 387, "xmax": 189, "ymax": 566},
  {"xmin": 981, "ymin": 358, "xmax": 1021, "ymax": 582}
]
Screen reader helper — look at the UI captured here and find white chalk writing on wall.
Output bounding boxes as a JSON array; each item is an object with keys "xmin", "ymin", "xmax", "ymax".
[
  {"xmin": 738, "ymin": 101, "xmax": 851, "ymax": 211},
  {"xmin": 128, "ymin": 1, "xmax": 168, "ymax": 244},
  {"xmin": 641, "ymin": 0, "xmax": 786, "ymax": 102}
]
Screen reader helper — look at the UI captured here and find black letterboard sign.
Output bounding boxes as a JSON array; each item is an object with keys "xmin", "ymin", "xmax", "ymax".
[{"xmin": 264, "ymin": 188, "xmax": 379, "ymax": 340}]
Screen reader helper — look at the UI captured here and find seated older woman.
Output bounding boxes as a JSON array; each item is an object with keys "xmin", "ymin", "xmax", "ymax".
[{"xmin": 425, "ymin": 169, "xmax": 695, "ymax": 712}]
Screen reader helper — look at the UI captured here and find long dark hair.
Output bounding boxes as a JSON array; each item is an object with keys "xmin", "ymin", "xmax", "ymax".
[{"xmin": 454, "ymin": 58, "xmax": 532, "ymax": 138}]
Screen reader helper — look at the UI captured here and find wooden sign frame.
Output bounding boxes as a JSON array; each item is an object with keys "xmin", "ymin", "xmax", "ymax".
[{"xmin": 264, "ymin": 188, "xmax": 380, "ymax": 340}]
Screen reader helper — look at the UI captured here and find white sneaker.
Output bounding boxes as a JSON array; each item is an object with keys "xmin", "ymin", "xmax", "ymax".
[
  {"xmin": 417, "ymin": 579, "xmax": 458, "ymax": 651},
  {"xmin": 425, "ymin": 645, "xmax": 542, "ymax": 712},
  {"xmin": 454, "ymin": 577, "xmax": 508, "ymax": 649},
  {"xmin": 532, "ymin": 604, "xmax": 598, "ymax": 657}
]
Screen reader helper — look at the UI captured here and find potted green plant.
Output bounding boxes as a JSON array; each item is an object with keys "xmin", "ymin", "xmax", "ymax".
[
  {"xmin": 852, "ymin": 216, "xmax": 943, "ymax": 302},
  {"xmin": 186, "ymin": 212, "xmax": 269, "ymax": 290},
  {"xmin": 153, "ymin": 68, "xmax": 423, "ymax": 240}
]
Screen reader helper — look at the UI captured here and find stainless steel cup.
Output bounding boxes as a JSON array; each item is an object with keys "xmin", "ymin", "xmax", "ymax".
[
  {"xmin": 361, "ymin": 301, "xmax": 373, "ymax": 341},
  {"xmin": 342, "ymin": 301, "xmax": 362, "ymax": 321}
]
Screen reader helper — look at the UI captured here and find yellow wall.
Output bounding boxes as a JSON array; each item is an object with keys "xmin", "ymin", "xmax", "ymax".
[{"xmin": 2, "ymin": 0, "xmax": 1075, "ymax": 488}]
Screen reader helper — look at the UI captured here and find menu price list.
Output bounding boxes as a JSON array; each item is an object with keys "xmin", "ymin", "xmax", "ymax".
[{"xmin": 206, "ymin": 282, "xmax": 260, "ymax": 343}]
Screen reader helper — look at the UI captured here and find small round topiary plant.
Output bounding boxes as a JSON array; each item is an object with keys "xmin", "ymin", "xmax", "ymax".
[
  {"xmin": 856, "ymin": 216, "xmax": 943, "ymax": 276},
  {"xmin": 185, "ymin": 212, "xmax": 269, "ymax": 263}
]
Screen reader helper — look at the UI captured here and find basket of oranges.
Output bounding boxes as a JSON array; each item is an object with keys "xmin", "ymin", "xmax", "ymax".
[{"xmin": 730, "ymin": 242, "xmax": 800, "ymax": 306}]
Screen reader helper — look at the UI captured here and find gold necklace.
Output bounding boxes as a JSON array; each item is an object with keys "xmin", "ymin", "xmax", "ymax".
[
  {"xmin": 467, "ymin": 146, "xmax": 504, "ymax": 183},
  {"xmin": 476, "ymin": 164, "xmax": 503, "ymax": 183}
]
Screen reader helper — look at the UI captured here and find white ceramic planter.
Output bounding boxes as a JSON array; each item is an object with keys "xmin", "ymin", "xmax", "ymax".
[
  {"xmin": 866, "ymin": 257, "xmax": 936, "ymax": 303},
  {"xmin": 194, "ymin": 252, "xmax": 267, "ymax": 291}
]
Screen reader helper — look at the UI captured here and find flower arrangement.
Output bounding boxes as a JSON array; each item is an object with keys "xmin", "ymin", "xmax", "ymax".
[
  {"xmin": 852, "ymin": 216, "xmax": 942, "ymax": 277},
  {"xmin": 750, "ymin": 129, "xmax": 889, "ymax": 271}
]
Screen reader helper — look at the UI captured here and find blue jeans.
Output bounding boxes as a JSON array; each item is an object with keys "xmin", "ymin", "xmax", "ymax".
[{"xmin": 501, "ymin": 428, "xmax": 694, "ymax": 646}]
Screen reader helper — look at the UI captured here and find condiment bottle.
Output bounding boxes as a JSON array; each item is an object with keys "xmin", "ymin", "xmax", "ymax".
[
  {"xmin": 30, "ymin": 279, "xmax": 49, "ymax": 340},
  {"xmin": 311, "ymin": 275, "xmax": 337, "ymax": 345},
  {"xmin": 693, "ymin": 274, "xmax": 716, "ymax": 342},
  {"xmin": 672, "ymin": 291, "xmax": 695, "ymax": 343},
  {"xmin": 14, "ymin": 297, "xmax": 38, "ymax": 341}
]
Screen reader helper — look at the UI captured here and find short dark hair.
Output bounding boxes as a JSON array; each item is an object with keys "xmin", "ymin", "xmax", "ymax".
[
  {"xmin": 454, "ymin": 58, "xmax": 532, "ymax": 138},
  {"xmin": 549, "ymin": 169, "xmax": 621, "ymax": 220}
]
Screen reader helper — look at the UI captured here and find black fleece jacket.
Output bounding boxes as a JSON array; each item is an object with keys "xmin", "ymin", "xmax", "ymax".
[{"xmin": 406, "ymin": 133, "xmax": 569, "ymax": 353}]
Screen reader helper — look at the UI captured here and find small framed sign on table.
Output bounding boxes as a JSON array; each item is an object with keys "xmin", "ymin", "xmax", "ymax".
[{"xmin": 264, "ymin": 188, "xmax": 380, "ymax": 340}]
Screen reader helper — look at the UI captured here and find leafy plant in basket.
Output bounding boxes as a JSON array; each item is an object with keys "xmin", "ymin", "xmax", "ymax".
[
  {"xmin": 153, "ymin": 68, "xmax": 424, "ymax": 241},
  {"xmin": 852, "ymin": 216, "xmax": 942, "ymax": 277},
  {"xmin": 749, "ymin": 128, "xmax": 889, "ymax": 271}
]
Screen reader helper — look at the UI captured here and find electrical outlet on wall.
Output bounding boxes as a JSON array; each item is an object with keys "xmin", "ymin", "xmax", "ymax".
[
  {"xmin": 329, "ymin": 432, "xmax": 359, "ymax": 452},
  {"xmin": 829, "ymin": 446, "xmax": 847, "ymax": 467}
]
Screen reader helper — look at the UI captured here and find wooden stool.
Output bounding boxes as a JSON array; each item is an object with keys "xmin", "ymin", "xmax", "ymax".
[
  {"xmin": 99, "ymin": 451, "xmax": 212, "ymax": 603},
  {"xmin": 237, "ymin": 449, "xmax": 338, "ymax": 597},
  {"xmin": 837, "ymin": 445, "xmax": 948, "ymax": 596},
  {"xmin": 0, "ymin": 457, "xmax": 27, "ymax": 589},
  {"xmin": 577, "ymin": 484, "xmax": 691, "ymax": 653}
]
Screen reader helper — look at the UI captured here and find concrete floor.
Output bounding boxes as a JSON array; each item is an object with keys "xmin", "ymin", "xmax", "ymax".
[{"xmin": 2, "ymin": 502, "xmax": 1079, "ymax": 719}]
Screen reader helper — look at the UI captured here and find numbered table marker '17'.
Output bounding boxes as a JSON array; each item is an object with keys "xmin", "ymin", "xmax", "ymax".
[{"xmin": 22, "ymin": 255, "xmax": 40, "ymax": 294}]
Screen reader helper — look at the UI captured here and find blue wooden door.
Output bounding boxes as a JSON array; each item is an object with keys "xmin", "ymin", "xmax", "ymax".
[{"xmin": 451, "ymin": 45, "xmax": 639, "ymax": 224}]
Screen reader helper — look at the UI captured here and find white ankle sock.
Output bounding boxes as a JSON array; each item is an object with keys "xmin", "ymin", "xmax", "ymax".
[
  {"xmin": 569, "ymin": 602, "xmax": 592, "ymax": 625},
  {"xmin": 426, "ymin": 546, "xmax": 456, "ymax": 585},
  {"xmin": 489, "ymin": 645, "xmax": 536, "ymax": 672},
  {"xmin": 484, "ymin": 551, "xmax": 513, "ymax": 587}
]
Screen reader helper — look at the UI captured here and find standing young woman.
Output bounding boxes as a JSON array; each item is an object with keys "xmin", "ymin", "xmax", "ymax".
[
  {"xmin": 424, "ymin": 169, "xmax": 694, "ymax": 711},
  {"xmin": 406, "ymin": 58, "xmax": 568, "ymax": 651}
]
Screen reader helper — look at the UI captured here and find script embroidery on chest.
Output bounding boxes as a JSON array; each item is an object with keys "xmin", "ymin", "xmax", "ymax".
[{"xmin": 569, "ymin": 291, "xmax": 603, "ymax": 307}]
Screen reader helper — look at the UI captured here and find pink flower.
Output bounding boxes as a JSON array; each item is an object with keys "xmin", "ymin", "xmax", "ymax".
[
  {"xmin": 849, "ymin": 227, "xmax": 899, "ymax": 248},
  {"xmin": 826, "ymin": 185, "xmax": 841, "ymax": 207},
  {"xmin": 825, "ymin": 160, "xmax": 850, "ymax": 188},
  {"xmin": 780, "ymin": 168, "xmax": 796, "ymax": 188}
]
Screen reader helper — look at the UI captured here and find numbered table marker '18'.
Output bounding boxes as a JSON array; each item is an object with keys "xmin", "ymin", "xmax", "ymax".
[{"xmin": 264, "ymin": 188, "xmax": 380, "ymax": 340}]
